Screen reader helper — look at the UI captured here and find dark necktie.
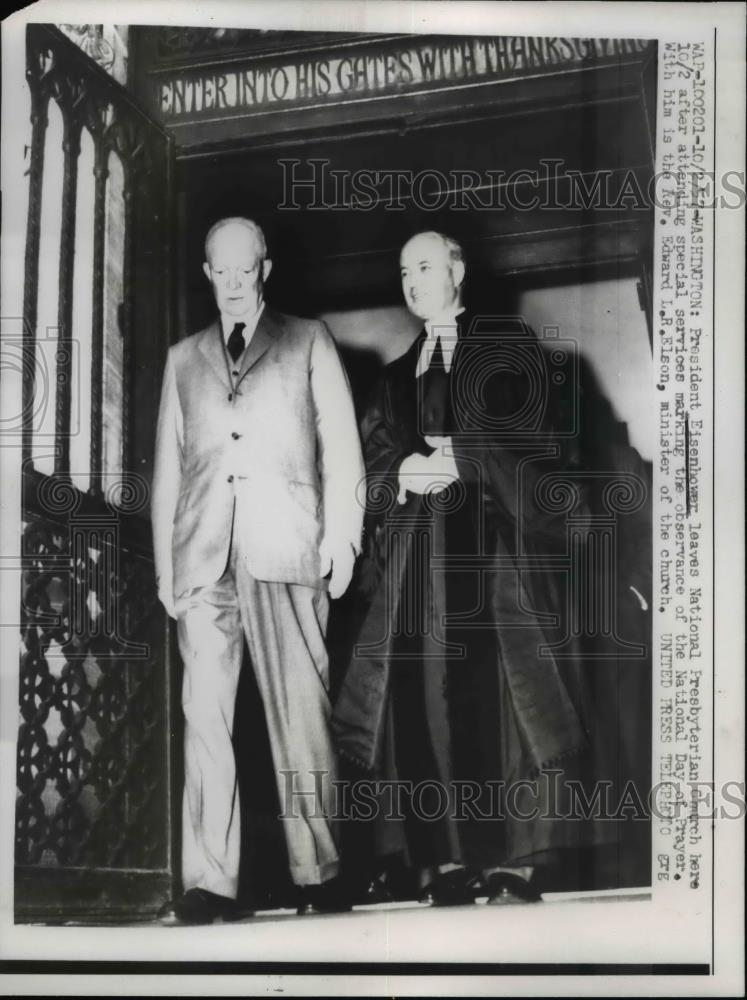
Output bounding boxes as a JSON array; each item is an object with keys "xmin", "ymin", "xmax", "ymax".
[
  {"xmin": 429, "ymin": 336, "xmax": 446, "ymax": 373},
  {"xmin": 227, "ymin": 322, "xmax": 246, "ymax": 363},
  {"xmin": 421, "ymin": 336, "xmax": 452, "ymax": 435}
]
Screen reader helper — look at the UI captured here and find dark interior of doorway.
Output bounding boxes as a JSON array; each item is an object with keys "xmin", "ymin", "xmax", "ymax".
[
  {"xmin": 176, "ymin": 86, "xmax": 653, "ymax": 321},
  {"xmin": 176, "ymin": 105, "xmax": 653, "ymax": 908}
]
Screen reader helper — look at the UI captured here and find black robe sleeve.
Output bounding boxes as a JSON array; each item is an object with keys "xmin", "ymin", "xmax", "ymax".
[
  {"xmin": 450, "ymin": 351, "xmax": 589, "ymax": 551},
  {"xmin": 355, "ymin": 373, "xmax": 412, "ymax": 603}
]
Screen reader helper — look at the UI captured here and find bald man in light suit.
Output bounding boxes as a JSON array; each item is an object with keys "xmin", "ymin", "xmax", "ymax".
[{"xmin": 152, "ymin": 217, "xmax": 364, "ymax": 924}]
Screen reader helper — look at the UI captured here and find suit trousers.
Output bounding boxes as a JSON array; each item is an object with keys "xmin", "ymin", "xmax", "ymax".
[{"xmin": 176, "ymin": 537, "xmax": 340, "ymax": 899}]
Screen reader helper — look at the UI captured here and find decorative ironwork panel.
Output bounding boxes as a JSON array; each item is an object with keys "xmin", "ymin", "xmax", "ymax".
[
  {"xmin": 53, "ymin": 114, "xmax": 81, "ymax": 476},
  {"xmin": 21, "ymin": 87, "xmax": 49, "ymax": 468},
  {"xmin": 24, "ymin": 24, "xmax": 173, "ymax": 483},
  {"xmin": 16, "ymin": 473, "xmax": 168, "ymax": 871},
  {"xmin": 88, "ymin": 140, "xmax": 109, "ymax": 494},
  {"xmin": 17, "ymin": 26, "xmax": 174, "ymax": 918},
  {"xmin": 56, "ymin": 25, "xmax": 128, "ymax": 85}
]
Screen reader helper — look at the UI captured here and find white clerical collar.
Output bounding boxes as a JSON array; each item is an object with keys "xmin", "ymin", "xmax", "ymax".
[
  {"xmin": 220, "ymin": 301, "xmax": 265, "ymax": 347},
  {"xmin": 416, "ymin": 307, "xmax": 464, "ymax": 378}
]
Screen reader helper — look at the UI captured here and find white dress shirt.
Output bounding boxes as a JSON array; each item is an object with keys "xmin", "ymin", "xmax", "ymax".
[
  {"xmin": 414, "ymin": 306, "xmax": 464, "ymax": 379},
  {"xmin": 399, "ymin": 306, "xmax": 464, "ymax": 501}
]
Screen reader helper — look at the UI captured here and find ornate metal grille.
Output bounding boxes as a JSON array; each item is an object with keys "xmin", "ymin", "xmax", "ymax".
[
  {"xmin": 17, "ymin": 472, "xmax": 167, "ymax": 871},
  {"xmin": 16, "ymin": 25, "xmax": 174, "ymax": 919},
  {"xmin": 56, "ymin": 25, "xmax": 128, "ymax": 85}
]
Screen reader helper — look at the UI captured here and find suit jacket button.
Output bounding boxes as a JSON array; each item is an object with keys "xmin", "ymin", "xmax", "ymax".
[
  {"xmin": 227, "ymin": 475, "xmax": 234, "ymax": 483},
  {"xmin": 232, "ymin": 432, "xmax": 240, "ymax": 440}
]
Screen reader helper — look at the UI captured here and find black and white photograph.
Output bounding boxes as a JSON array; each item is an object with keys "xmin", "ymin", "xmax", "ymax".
[{"xmin": 0, "ymin": 1, "xmax": 743, "ymax": 995}]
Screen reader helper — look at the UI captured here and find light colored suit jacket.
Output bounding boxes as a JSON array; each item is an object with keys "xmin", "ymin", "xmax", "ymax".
[{"xmin": 151, "ymin": 307, "xmax": 365, "ymax": 602}]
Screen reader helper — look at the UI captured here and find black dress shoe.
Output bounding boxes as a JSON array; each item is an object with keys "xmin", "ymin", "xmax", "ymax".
[
  {"xmin": 361, "ymin": 874, "xmax": 395, "ymax": 905},
  {"xmin": 296, "ymin": 877, "xmax": 353, "ymax": 916},
  {"xmin": 157, "ymin": 888, "xmax": 245, "ymax": 926},
  {"xmin": 418, "ymin": 869, "xmax": 481, "ymax": 907},
  {"xmin": 485, "ymin": 872, "xmax": 543, "ymax": 905}
]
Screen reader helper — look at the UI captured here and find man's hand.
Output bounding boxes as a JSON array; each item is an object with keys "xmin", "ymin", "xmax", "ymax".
[
  {"xmin": 398, "ymin": 439, "xmax": 460, "ymax": 503},
  {"xmin": 319, "ymin": 536, "xmax": 357, "ymax": 600}
]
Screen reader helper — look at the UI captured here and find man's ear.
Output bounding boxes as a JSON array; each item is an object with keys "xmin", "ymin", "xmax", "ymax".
[
  {"xmin": 262, "ymin": 258, "xmax": 273, "ymax": 282},
  {"xmin": 202, "ymin": 261, "xmax": 211, "ymax": 282},
  {"xmin": 452, "ymin": 259, "xmax": 465, "ymax": 290}
]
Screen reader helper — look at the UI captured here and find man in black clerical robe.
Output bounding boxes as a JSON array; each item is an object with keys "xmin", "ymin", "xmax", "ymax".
[{"xmin": 333, "ymin": 231, "xmax": 645, "ymax": 905}]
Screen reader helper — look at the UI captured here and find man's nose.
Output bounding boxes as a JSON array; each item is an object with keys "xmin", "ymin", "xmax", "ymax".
[{"xmin": 227, "ymin": 270, "xmax": 242, "ymax": 289}]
